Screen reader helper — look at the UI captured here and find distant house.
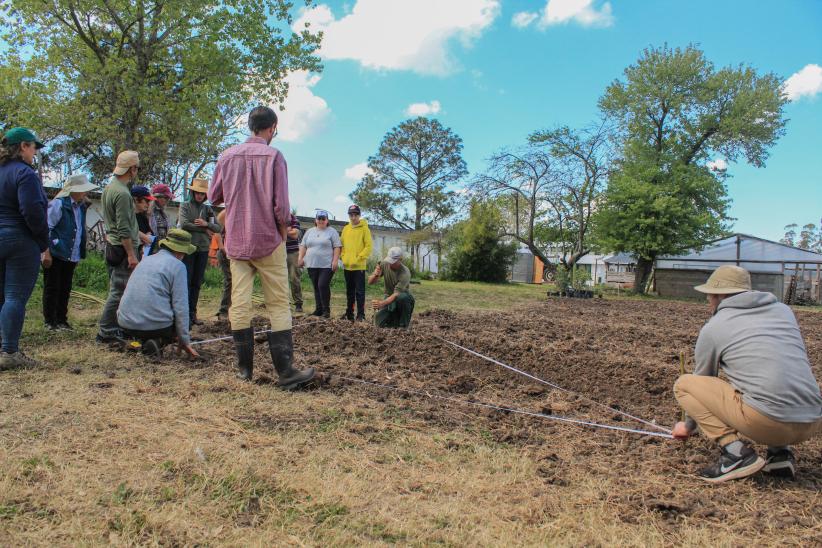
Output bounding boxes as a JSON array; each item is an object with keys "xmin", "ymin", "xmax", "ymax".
[
  {"xmin": 509, "ymin": 246, "xmax": 636, "ymax": 287},
  {"xmin": 655, "ymin": 233, "xmax": 822, "ymax": 301},
  {"xmin": 603, "ymin": 253, "xmax": 636, "ymax": 287}
]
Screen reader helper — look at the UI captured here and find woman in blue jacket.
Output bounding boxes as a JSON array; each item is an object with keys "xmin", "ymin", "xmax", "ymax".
[{"xmin": 0, "ymin": 128, "xmax": 49, "ymax": 370}]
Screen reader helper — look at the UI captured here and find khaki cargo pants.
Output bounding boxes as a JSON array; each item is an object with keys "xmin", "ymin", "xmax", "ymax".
[{"xmin": 674, "ymin": 374, "xmax": 821, "ymax": 447}]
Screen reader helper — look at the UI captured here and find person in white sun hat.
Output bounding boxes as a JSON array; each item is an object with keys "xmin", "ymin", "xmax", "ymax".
[
  {"xmin": 42, "ymin": 173, "xmax": 97, "ymax": 331},
  {"xmin": 672, "ymin": 265, "xmax": 822, "ymax": 483}
]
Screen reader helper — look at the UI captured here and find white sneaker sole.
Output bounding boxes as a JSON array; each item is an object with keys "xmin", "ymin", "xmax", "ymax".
[
  {"xmin": 763, "ymin": 459, "xmax": 796, "ymax": 477},
  {"xmin": 700, "ymin": 456, "xmax": 766, "ymax": 484}
]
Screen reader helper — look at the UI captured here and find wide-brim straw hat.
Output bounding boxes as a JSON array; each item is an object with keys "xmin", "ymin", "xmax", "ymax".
[
  {"xmin": 159, "ymin": 228, "xmax": 197, "ymax": 255},
  {"xmin": 187, "ymin": 178, "xmax": 209, "ymax": 194},
  {"xmin": 694, "ymin": 265, "xmax": 752, "ymax": 294},
  {"xmin": 56, "ymin": 173, "xmax": 97, "ymax": 198}
]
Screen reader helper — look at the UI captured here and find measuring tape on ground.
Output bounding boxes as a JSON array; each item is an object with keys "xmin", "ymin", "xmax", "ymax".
[
  {"xmin": 338, "ymin": 375, "xmax": 674, "ymax": 439},
  {"xmin": 430, "ymin": 334, "xmax": 672, "ymax": 434}
]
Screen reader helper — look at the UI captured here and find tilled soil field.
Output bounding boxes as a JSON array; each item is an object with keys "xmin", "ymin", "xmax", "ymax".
[{"xmin": 188, "ymin": 297, "xmax": 821, "ymax": 541}]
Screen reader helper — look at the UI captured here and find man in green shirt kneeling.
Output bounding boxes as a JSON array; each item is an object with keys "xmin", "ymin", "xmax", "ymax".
[{"xmin": 369, "ymin": 247, "xmax": 415, "ymax": 329}]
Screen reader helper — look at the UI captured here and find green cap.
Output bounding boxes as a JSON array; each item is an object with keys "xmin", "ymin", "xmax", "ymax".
[
  {"xmin": 3, "ymin": 127, "xmax": 44, "ymax": 149},
  {"xmin": 159, "ymin": 228, "xmax": 197, "ymax": 255}
]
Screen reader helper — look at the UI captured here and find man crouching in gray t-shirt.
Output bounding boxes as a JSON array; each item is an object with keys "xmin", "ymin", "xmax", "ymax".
[{"xmin": 672, "ymin": 265, "xmax": 822, "ymax": 484}]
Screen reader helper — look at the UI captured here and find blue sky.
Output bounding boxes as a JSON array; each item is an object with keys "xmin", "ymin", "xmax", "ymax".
[
  {"xmin": 267, "ymin": 0, "xmax": 822, "ymax": 242},
  {"xmin": 5, "ymin": 1, "xmax": 820, "ymax": 241}
]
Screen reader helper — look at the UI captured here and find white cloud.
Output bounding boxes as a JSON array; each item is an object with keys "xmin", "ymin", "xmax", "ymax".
[
  {"xmin": 344, "ymin": 162, "xmax": 371, "ymax": 181},
  {"xmin": 293, "ymin": 0, "xmax": 500, "ymax": 75},
  {"xmin": 275, "ymin": 71, "xmax": 331, "ymax": 142},
  {"xmin": 783, "ymin": 64, "xmax": 822, "ymax": 101},
  {"xmin": 511, "ymin": 11, "xmax": 538, "ymax": 28},
  {"xmin": 707, "ymin": 158, "xmax": 728, "ymax": 172},
  {"xmin": 405, "ymin": 100, "xmax": 441, "ymax": 117},
  {"xmin": 514, "ymin": 0, "xmax": 614, "ymax": 29}
]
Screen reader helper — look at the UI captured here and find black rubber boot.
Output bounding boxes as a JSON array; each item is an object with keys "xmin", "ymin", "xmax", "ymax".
[
  {"xmin": 267, "ymin": 330, "xmax": 315, "ymax": 390},
  {"xmin": 232, "ymin": 328, "xmax": 254, "ymax": 381}
]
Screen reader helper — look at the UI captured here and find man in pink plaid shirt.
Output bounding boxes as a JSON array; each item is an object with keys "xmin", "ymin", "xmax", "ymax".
[{"xmin": 209, "ymin": 106, "xmax": 315, "ymax": 389}]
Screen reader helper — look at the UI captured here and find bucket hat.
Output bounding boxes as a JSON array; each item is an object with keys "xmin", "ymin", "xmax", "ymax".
[
  {"xmin": 113, "ymin": 150, "xmax": 139, "ymax": 176},
  {"xmin": 188, "ymin": 178, "xmax": 209, "ymax": 194},
  {"xmin": 56, "ymin": 173, "xmax": 97, "ymax": 198},
  {"xmin": 159, "ymin": 228, "xmax": 197, "ymax": 255},
  {"xmin": 694, "ymin": 265, "xmax": 752, "ymax": 294}
]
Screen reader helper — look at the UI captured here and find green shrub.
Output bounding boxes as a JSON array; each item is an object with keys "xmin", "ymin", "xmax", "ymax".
[
  {"xmin": 203, "ymin": 265, "xmax": 224, "ymax": 289},
  {"xmin": 73, "ymin": 252, "xmax": 110, "ymax": 292},
  {"xmin": 442, "ymin": 201, "xmax": 516, "ymax": 283},
  {"xmin": 554, "ymin": 264, "xmax": 591, "ymax": 291}
]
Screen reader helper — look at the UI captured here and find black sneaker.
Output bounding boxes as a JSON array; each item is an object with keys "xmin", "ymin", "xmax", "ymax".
[
  {"xmin": 45, "ymin": 323, "xmax": 59, "ymax": 331},
  {"xmin": 57, "ymin": 322, "xmax": 73, "ymax": 331},
  {"xmin": 340, "ymin": 311, "xmax": 354, "ymax": 321},
  {"xmin": 699, "ymin": 444, "xmax": 765, "ymax": 484},
  {"xmin": 356, "ymin": 314, "xmax": 366, "ymax": 322},
  {"xmin": 763, "ymin": 448, "xmax": 796, "ymax": 479}
]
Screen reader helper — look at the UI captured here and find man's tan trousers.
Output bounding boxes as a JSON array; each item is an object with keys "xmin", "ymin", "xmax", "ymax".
[
  {"xmin": 674, "ymin": 374, "xmax": 820, "ymax": 447},
  {"xmin": 229, "ymin": 244, "xmax": 291, "ymax": 332}
]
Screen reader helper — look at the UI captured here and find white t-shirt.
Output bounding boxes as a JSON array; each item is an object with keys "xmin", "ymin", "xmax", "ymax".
[{"xmin": 301, "ymin": 227, "xmax": 341, "ymax": 268}]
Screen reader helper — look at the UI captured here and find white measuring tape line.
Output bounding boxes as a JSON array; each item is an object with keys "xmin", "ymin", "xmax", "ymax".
[
  {"xmin": 190, "ymin": 319, "xmax": 323, "ymax": 347},
  {"xmin": 337, "ymin": 375, "xmax": 674, "ymax": 439},
  {"xmin": 431, "ymin": 334, "xmax": 672, "ymax": 434},
  {"xmin": 189, "ymin": 320, "xmax": 671, "ymax": 437}
]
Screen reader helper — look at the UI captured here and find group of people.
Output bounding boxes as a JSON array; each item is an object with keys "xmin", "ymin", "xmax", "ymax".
[
  {"xmin": 0, "ymin": 116, "xmax": 818, "ymax": 483},
  {"xmin": 0, "ymin": 111, "xmax": 416, "ymax": 386}
]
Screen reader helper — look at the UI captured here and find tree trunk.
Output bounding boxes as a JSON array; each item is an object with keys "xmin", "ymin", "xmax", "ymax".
[{"xmin": 633, "ymin": 256, "xmax": 655, "ymax": 294}]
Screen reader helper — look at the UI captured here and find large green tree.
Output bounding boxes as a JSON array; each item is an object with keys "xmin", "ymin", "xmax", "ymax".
[
  {"xmin": 1, "ymin": 0, "xmax": 321, "ymax": 189},
  {"xmin": 351, "ymin": 117, "xmax": 466, "ymax": 262},
  {"xmin": 595, "ymin": 45, "xmax": 787, "ymax": 291}
]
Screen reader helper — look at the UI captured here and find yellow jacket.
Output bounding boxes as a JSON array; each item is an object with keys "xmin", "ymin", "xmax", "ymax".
[{"xmin": 340, "ymin": 219, "xmax": 373, "ymax": 270}]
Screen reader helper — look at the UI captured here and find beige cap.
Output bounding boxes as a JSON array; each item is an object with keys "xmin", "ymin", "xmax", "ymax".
[
  {"xmin": 383, "ymin": 246, "xmax": 404, "ymax": 264},
  {"xmin": 113, "ymin": 150, "xmax": 139, "ymax": 176},
  {"xmin": 694, "ymin": 265, "xmax": 752, "ymax": 294},
  {"xmin": 188, "ymin": 178, "xmax": 209, "ymax": 194}
]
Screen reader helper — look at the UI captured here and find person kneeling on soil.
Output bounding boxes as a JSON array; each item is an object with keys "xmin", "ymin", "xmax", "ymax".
[
  {"xmin": 116, "ymin": 229, "xmax": 200, "ymax": 359},
  {"xmin": 672, "ymin": 265, "xmax": 822, "ymax": 483},
  {"xmin": 368, "ymin": 247, "xmax": 415, "ymax": 329}
]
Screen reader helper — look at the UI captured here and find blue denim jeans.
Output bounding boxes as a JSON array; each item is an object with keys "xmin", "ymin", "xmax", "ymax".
[{"xmin": 0, "ymin": 227, "xmax": 41, "ymax": 353}]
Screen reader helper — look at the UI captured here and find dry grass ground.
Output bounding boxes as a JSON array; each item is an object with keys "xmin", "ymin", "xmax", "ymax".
[{"xmin": 1, "ymin": 280, "xmax": 820, "ymax": 546}]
